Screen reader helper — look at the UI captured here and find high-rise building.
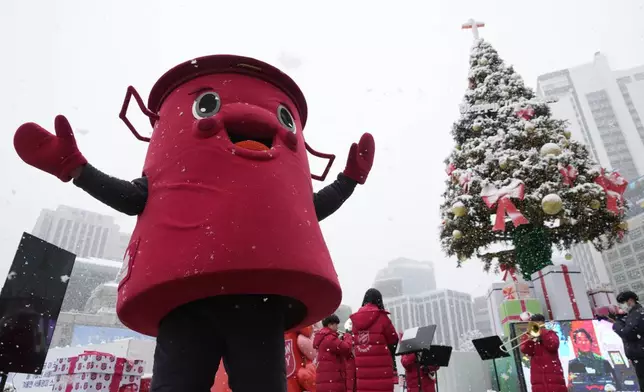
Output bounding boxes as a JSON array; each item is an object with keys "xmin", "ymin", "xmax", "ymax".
[
  {"xmin": 384, "ymin": 289, "xmax": 475, "ymax": 348},
  {"xmin": 601, "ymin": 214, "xmax": 644, "ymax": 299},
  {"xmin": 537, "ymin": 53, "xmax": 644, "ymax": 292},
  {"xmin": 373, "ymin": 258, "xmax": 436, "ymax": 297},
  {"xmin": 472, "ymin": 296, "xmax": 493, "ymax": 337},
  {"xmin": 32, "ymin": 205, "xmax": 131, "ymax": 261}
]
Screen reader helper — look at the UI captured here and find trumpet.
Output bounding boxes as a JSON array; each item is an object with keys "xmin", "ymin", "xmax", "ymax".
[{"xmin": 499, "ymin": 321, "xmax": 543, "ymax": 353}]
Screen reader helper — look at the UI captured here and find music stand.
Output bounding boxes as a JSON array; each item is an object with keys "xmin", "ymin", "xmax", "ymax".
[
  {"xmin": 472, "ymin": 336, "xmax": 510, "ymax": 392},
  {"xmin": 396, "ymin": 326, "xmax": 436, "ymax": 391},
  {"xmin": 419, "ymin": 345, "xmax": 452, "ymax": 392},
  {"xmin": 395, "ymin": 325, "xmax": 437, "ymax": 356}
]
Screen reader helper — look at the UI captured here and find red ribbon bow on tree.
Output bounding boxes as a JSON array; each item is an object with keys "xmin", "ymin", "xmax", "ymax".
[
  {"xmin": 446, "ymin": 163, "xmax": 456, "ymax": 176},
  {"xmin": 594, "ymin": 169, "xmax": 628, "ymax": 214},
  {"xmin": 559, "ymin": 164, "xmax": 578, "ymax": 186},
  {"xmin": 481, "ymin": 179, "xmax": 530, "ymax": 231},
  {"xmin": 499, "ymin": 263, "xmax": 518, "ymax": 282},
  {"xmin": 516, "ymin": 107, "xmax": 535, "ymax": 121},
  {"xmin": 459, "ymin": 171, "xmax": 473, "ymax": 193}
]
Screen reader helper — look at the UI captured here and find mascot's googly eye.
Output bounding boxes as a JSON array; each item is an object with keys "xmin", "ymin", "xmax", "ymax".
[
  {"xmin": 277, "ymin": 105, "xmax": 296, "ymax": 134},
  {"xmin": 192, "ymin": 92, "xmax": 221, "ymax": 119}
]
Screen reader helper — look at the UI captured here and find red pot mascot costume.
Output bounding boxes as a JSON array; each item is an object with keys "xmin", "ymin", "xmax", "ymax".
[
  {"xmin": 520, "ymin": 329, "xmax": 567, "ymax": 392},
  {"xmin": 13, "ymin": 55, "xmax": 376, "ymax": 391}
]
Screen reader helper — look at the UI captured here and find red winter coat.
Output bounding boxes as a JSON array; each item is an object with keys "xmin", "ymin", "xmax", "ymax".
[
  {"xmin": 350, "ymin": 304, "xmax": 399, "ymax": 392},
  {"xmin": 314, "ymin": 327, "xmax": 352, "ymax": 392},
  {"xmin": 519, "ymin": 329, "xmax": 567, "ymax": 392},
  {"xmin": 344, "ymin": 333, "xmax": 356, "ymax": 392},
  {"xmin": 401, "ymin": 354, "xmax": 438, "ymax": 392}
]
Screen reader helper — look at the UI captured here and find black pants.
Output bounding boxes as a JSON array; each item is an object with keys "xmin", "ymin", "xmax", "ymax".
[
  {"xmin": 633, "ymin": 358, "xmax": 644, "ymax": 391},
  {"xmin": 150, "ymin": 295, "xmax": 287, "ymax": 392}
]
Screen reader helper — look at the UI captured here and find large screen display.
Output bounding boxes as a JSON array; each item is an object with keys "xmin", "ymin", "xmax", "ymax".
[
  {"xmin": 512, "ymin": 320, "xmax": 640, "ymax": 392},
  {"xmin": 0, "ymin": 233, "xmax": 76, "ymax": 374}
]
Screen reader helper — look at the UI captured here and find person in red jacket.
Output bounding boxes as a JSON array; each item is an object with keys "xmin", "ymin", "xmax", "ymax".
[
  {"xmin": 519, "ymin": 314, "xmax": 567, "ymax": 392},
  {"xmin": 344, "ymin": 319, "xmax": 356, "ymax": 392},
  {"xmin": 313, "ymin": 315, "xmax": 352, "ymax": 392},
  {"xmin": 350, "ymin": 288, "xmax": 399, "ymax": 392},
  {"xmin": 401, "ymin": 351, "xmax": 439, "ymax": 392}
]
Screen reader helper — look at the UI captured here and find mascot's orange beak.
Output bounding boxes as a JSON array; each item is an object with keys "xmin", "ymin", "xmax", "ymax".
[{"xmin": 234, "ymin": 140, "xmax": 270, "ymax": 151}]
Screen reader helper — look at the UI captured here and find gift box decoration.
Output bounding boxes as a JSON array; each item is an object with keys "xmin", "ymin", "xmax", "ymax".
[
  {"xmin": 531, "ymin": 264, "xmax": 593, "ymax": 321},
  {"xmin": 487, "ymin": 281, "xmax": 537, "ymax": 337},
  {"xmin": 592, "ymin": 304, "xmax": 624, "ymax": 318},
  {"xmin": 499, "ymin": 299, "xmax": 542, "ymax": 337},
  {"xmin": 51, "ymin": 351, "xmax": 145, "ymax": 392},
  {"xmin": 502, "ymin": 282, "xmax": 531, "ymax": 300},
  {"xmin": 587, "ymin": 284, "xmax": 617, "ymax": 308}
]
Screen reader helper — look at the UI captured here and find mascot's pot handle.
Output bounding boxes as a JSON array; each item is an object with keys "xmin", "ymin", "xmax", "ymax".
[
  {"xmin": 119, "ymin": 86, "xmax": 335, "ymax": 182},
  {"xmin": 119, "ymin": 86, "xmax": 157, "ymax": 143},
  {"xmin": 305, "ymin": 142, "xmax": 335, "ymax": 182}
]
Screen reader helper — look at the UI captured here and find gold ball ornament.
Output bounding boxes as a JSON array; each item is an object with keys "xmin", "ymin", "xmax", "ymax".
[
  {"xmin": 452, "ymin": 202, "xmax": 467, "ymax": 217},
  {"xmin": 500, "ymin": 161, "xmax": 508, "ymax": 170},
  {"xmin": 452, "ymin": 230, "xmax": 463, "ymax": 239},
  {"xmin": 456, "ymin": 145, "xmax": 462, "ymax": 151},
  {"xmin": 479, "ymin": 58, "xmax": 488, "ymax": 65},
  {"xmin": 618, "ymin": 222, "xmax": 629, "ymax": 230},
  {"xmin": 565, "ymin": 253, "xmax": 573, "ymax": 260},
  {"xmin": 542, "ymin": 194, "xmax": 563, "ymax": 215},
  {"xmin": 472, "ymin": 123, "xmax": 482, "ymax": 132},
  {"xmin": 458, "ymin": 254, "xmax": 467, "ymax": 262},
  {"xmin": 590, "ymin": 199, "xmax": 601, "ymax": 210},
  {"xmin": 540, "ymin": 143, "xmax": 562, "ymax": 157},
  {"xmin": 563, "ymin": 130, "xmax": 572, "ymax": 139}
]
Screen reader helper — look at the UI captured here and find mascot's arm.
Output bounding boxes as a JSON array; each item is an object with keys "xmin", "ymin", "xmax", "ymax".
[
  {"xmin": 73, "ymin": 165, "xmax": 148, "ymax": 216},
  {"xmin": 313, "ymin": 133, "xmax": 375, "ymax": 222},
  {"xmin": 313, "ymin": 174, "xmax": 357, "ymax": 221}
]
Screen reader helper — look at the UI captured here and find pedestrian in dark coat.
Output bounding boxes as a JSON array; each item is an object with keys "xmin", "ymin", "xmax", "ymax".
[
  {"xmin": 612, "ymin": 290, "xmax": 644, "ymax": 388},
  {"xmin": 350, "ymin": 288, "xmax": 399, "ymax": 392},
  {"xmin": 314, "ymin": 314, "xmax": 352, "ymax": 392}
]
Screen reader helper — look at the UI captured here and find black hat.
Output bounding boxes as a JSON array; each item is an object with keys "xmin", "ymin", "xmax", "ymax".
[{"xmin": 617, "ymin": 290, "xmax": 639, "ymax": 304}]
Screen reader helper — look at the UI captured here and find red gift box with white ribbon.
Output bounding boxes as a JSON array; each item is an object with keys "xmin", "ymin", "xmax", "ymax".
[{"xmin": 530, "ymin": 264, "xmax": 594, "ymax": 321}]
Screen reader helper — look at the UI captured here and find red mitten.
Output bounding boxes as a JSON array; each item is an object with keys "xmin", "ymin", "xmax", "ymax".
[
  {"xmin": 14, "ymin": 115, "xmax": 87, "ymax": 182},
  {"xmin": 343, "ymin": 133, "xmax": 375, "ymax": 184}
]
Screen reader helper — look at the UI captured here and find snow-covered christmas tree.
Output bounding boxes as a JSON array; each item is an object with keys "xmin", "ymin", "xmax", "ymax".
[{"xmin": 440, "ymin": 34, "xmax": 629, "ymax": 280}]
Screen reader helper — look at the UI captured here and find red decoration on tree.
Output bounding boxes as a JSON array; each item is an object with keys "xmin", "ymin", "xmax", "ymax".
[
  {"xmin": 516, "ymin": 107, "xmax": 535, "ymax": 121},
  {"xmin": 558, "ymin": 164, "xmax": 578, "ymax": 186},
  {"xmin": 500, "ymin": 263, "xmax": 518, "ymax": 282},
  {"xmin": 481, "ymin": 179, "xmax": 529, "ymax": 231},
  {"xmin": 594, "ymin": 169, "xmax": 628, "ymax": 214},
  {"xmin": 459, "ymin": 171, "xmax": 473, "ymax": 193},
  {"xmin": 446, "ymin": 163, "xmax": 456, "ymax": 176}
]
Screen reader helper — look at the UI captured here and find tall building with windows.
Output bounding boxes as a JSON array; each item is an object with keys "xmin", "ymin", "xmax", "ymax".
[
  {"xmin": 384, "ymin": 289, "xmax": 475, "ymax": 348},
  {"xmin": 373, "ymin": 257, "xmax": 436, "ymax": 297},
  {"xmin": 537, "ymin": 53, "xmax": 644, "ymax": 292},
  {"xmin": 32, "ymin": 205, "xmax": 131, "ymax": 261},
  {"xmin": 601, "ymin": 214, "xmax": 644, "ymax": 299},
  {"xmin": 472, "ymin": 296, "xmax": 493, "ymax": 337}
]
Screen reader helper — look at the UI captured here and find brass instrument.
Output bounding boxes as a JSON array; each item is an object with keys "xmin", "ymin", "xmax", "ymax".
[{"xmin": 499, "ymin": 321, "xmax": 542, "ymax": 353}]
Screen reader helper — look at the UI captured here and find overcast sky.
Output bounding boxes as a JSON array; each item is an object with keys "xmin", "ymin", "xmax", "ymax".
[{"xmin": 0, "ymin": 0, "xmax": 642, "ymax": 311}]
